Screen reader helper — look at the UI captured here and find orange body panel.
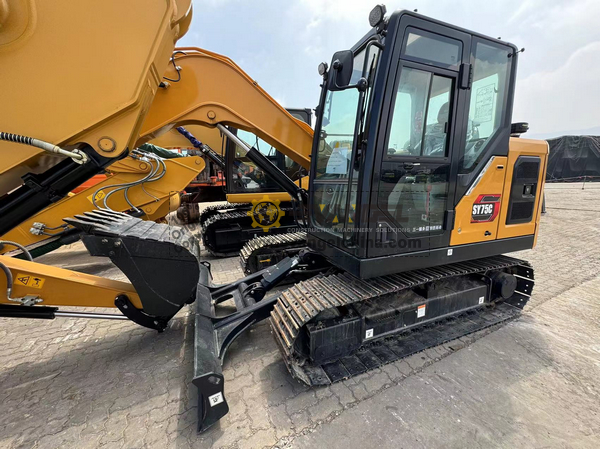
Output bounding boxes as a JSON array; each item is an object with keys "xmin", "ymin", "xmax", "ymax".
[
  {"xmin": 451, "ymin": 138, "xmax": 548, "ymax": 247},
  {"xmin": 450, "ymin": 157, "xmax": 508, "ymax": 246},
  {"xmin": 497, "ymin": 138, "xmax": 548, "ymax": 241},
  {"xmin": 71, "ymin": 175, "xmax": 106, "ymax": 194}
]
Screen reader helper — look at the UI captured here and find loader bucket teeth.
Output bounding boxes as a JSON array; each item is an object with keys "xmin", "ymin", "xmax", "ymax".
[
  {"xmin": 74, "ymin": 213, "xmax": 116, "ymax": 227},
  {"xmin": 62, "ymin": 216, "xmax": 110, "ymax": 233},
  {"xmin": 83, "ymin": 210, "xmax": 124, "ymax": 222}
]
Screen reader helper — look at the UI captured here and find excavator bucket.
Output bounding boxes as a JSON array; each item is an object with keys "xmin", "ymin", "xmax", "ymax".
[
  {"xmin": 64, "ymin": 208, "xmax": 274, "ymax": 431},
  {"xmin": 64, "ymin": 210, "xmax": 200, "ymax": 320}
]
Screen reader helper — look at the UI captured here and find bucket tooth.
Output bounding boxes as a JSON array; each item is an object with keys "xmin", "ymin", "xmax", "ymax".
[
  {"xmin": 76, "ymin": 213, "xmax": 118, "ymax": 227},
  {"xmin": 94, "ymin": 208, "xmax": 130, "ymax": 218},
  {"xmin": 63, "ymin": 216, "xmax": 110, "ymax": 233},
  {"xmin": 83, "ymin": 210, "xmax": 124, "ymax": 223}
]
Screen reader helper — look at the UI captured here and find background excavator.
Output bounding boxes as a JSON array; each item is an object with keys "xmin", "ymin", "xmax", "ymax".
[
  {"xmin": 189, "ymin": 108, "xmax": 313, "ymax": 256},
  {"xmin": 149, "ymin": 111, "xmax": 312, "ymax": 238},
  {"xmin": 1, "ymin": 1, "xmax": 546, "ymax": 434}
]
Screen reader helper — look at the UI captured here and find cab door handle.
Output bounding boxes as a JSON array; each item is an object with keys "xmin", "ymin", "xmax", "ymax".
[{"xmin": 403, "ymin": 162, "xmax": 414, "ymax": 170}]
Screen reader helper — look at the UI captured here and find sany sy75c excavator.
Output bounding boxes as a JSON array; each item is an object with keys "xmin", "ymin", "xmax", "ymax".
[{"xmin": 1, "ymin": 2, "xmax": 546, "ymax": 432}]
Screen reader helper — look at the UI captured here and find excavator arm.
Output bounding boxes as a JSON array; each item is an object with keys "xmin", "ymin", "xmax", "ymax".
[
  {"xmin": 1, "ymin": 40, "xmax": 317, "ymax": 312},
  {"xmin": 138, "ymin": 47, "xmax": 314, "ymax": 170},
  {"xmin": 0, "ymin": 0, "xmax": 193, "ymax": 238},
  {"xmin": 0, "ymin": 153, "xmax": 205, "ymax": 257}
]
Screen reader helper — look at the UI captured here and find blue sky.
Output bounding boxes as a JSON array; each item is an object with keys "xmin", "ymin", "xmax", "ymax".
[{"xmin": 178, "ymin": 0, "xmax": 600, "ymax": 139}]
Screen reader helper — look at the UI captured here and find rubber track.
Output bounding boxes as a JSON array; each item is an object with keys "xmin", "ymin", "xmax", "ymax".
[
  {"xmin": 240, "ymin": 231, "xmax": 307, "ymax": 274},
  {"xmin": 270, "ymin": 255, "xmax": 533, "ymax": 386},
  {"xmin": 200, "ymin": 210, "xmax": 251, "ymax": 256}
]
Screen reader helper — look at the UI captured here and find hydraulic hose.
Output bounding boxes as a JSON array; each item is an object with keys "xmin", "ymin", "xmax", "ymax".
[
  {"xmin": 0, "ymin": 240, "xmax": 33, "ymax": 261},
  {"xmin": 0, "ymin": 132, "xmax": 88, "ymax": 164},
  {"xmin": 0, "ymin": 261, "xmax": 13, "ymax": 300},
  {"xmin": 92, "ymin": 151, "xmax": 167, "ymax": 212},
  {"xmin": 0, "ymin": 241, "xmax": 34, "ymax": 302}
]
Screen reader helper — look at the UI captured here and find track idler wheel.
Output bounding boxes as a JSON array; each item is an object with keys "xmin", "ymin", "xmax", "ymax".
[{"xmin": 490, "ymin": 271, "xmax": 517, "ymax": 299}]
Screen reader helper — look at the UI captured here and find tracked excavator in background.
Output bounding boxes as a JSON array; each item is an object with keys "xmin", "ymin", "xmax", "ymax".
[
  {"xmin": 150, "ymin": 111, "xmax": 313, "ymax": 242},
  {"xmin": 1, "ymin": 2, "xmax": 547, "ymax": 433},
  {"xmin": 191, "ymin": 108, "xmax": 311, "ymax": 256}
]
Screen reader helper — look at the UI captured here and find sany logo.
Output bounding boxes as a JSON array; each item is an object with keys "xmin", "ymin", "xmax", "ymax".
[{"xmin": 471, "ymin": 194, "xmax": 501, "ymax": 223}]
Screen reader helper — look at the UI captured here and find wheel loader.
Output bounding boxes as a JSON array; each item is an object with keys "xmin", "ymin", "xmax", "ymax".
[{"xmin": 0, "ymin": 1, "xmax": 546, "ymax": 433}]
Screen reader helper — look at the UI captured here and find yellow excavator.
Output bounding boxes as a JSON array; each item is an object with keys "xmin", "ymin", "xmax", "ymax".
[
  {"xmin": 0, "ymin": 150, "xmax": 205, "ymax": 257},
  {"xmin": 138, "ymin": 48, "xmax": 314, "ymax": 256},
  {"xmin": 1, "ymin": 2, "xmax": 547, "ymax": 433},
  {"xmin": 151, "ymin": 112, "xmax": 312, "ymax": 230}
]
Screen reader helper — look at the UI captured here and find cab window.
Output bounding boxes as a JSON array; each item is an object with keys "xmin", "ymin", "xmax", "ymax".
[
  {"xmin": 386, "ymin": 67, "xmax": 453, "ymax": 158},
  {"xmin": 230, "ymin": 130, "xmax": 304, "ymax": 193},
  {"xmin": 460, "ymin": 41, "xmax": 510, "ymax": 173},
  {"xmin": 402, "ymin": 28, "xmax": 462, "ymax": 70}
]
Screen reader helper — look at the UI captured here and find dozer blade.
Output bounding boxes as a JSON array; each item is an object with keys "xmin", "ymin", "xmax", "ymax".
[
  {"xmin": 192, "ymin": 263, "xmax": 229, "ymax": 432},
  {"xmin": 192, "ymin": 257, "xmax": 301, "ymax": 431}
]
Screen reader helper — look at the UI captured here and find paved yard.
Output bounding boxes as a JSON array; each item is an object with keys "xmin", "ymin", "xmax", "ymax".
[{"xmin": 1, "ymin": 183, "xmax": 599, "ymax": 448}]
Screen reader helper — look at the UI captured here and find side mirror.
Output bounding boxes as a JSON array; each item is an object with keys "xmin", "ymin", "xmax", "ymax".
[{"xmin": 327, "ymin": 50, "xmax": 354, "ymax": 91}]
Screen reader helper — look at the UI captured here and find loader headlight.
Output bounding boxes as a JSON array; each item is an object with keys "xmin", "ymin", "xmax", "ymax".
[{"xmin": 369, "ymin": 4, "xmax": 386, "ymax": 28}]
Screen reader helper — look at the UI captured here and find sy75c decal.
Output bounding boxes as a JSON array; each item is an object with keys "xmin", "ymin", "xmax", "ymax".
[{"xmin": 471, "ymin": 194, "xmax": 501, "ymax": 223}]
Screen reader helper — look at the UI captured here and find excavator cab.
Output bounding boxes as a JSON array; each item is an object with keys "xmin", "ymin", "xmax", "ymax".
[
  {"xmin": 308, "ymin": 8, "xmax": 544, "ymax": 278},
  {"xmin": 225, "ymin": 108, "xmax": 312, "ymax": 195}
]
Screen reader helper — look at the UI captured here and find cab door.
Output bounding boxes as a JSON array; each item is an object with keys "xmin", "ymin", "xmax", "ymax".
[{"xmin": 368, "ymin": 21, "xmax": 471, "ymax": 258}]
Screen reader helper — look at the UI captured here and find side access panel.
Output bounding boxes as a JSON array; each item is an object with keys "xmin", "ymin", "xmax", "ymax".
[{"xmin": 497, "ymin": 138, "xmax": 548, "ymax": 240}]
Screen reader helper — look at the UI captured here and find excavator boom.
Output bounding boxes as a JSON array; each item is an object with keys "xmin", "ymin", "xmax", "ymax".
[
  {"xmin": 139, "ymin": 47, "xmax": 314, "ymax": 169},
  {"xmin": 0, "ymin": 0, "xmax": 193, "ymax": 237}
]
